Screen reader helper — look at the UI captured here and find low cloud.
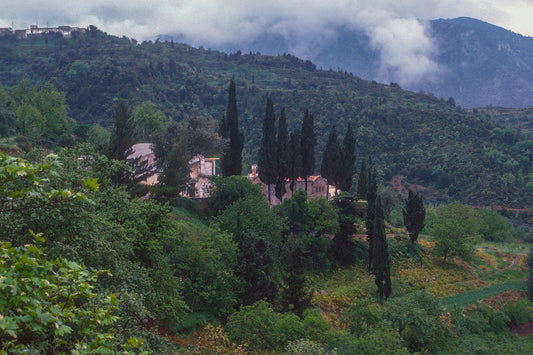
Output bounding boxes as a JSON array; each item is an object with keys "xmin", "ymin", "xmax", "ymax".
[{"xmin": 0, "ymin": 0, "xmax": 526, "ymax": 86}]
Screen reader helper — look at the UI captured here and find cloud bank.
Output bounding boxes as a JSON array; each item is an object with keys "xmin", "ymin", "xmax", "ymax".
[{"xmin": 1, "ymin": 1, "xmax": 530, "ymax": 86}]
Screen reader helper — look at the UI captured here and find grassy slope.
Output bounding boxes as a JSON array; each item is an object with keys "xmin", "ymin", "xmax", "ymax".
[{"xmin": 311, "ymin": 236, "xmax": 529, "ymax": 326}]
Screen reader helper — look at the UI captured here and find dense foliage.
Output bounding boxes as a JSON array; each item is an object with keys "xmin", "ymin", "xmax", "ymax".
[{"xmin": 0, "ymin": 32, "xmax": 531, "ymax": 207}]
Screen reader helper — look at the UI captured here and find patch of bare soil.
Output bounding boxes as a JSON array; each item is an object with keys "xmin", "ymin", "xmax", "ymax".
[
  {"xmin": 509, "ymin": 321, "xmax": 533, "ymax": 337},
  {"xmin": 479, "ymin": 290, "xmax": 526, "ymax": 309}
]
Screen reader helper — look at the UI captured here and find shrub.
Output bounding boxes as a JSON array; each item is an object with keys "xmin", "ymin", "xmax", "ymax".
[
  {"xmin": 504, "ymin": 298, "xmax": 533, "ymax": 326},
  {"xmin": 283, "ymin": 339, "xmax": 331, "ymax": 355}
]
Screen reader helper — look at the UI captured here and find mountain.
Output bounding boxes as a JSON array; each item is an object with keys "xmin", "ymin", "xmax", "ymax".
[
  {"xmin": 0, "ymin": 30, "xmax": 531, "ymax": 208},
  {"xmin": 162, "ymin": 17, "xmax": 533, "ymax": 108}
]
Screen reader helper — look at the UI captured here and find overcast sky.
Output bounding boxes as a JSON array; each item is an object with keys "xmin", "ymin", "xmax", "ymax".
[
  {"xmin": 2, "ymin": 1, "xmax": 532, "ymax": 87},
  {"xmin": 1, "ymin": 0, "xmax": 531, "ymax": 41}
]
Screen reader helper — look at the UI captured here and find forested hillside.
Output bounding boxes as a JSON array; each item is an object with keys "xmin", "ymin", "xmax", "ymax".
[{"xmin": 0, "ymin": 29, "xmax": 532, "ymax": 208}]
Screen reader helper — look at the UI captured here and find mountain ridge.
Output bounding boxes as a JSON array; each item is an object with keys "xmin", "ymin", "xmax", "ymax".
[{"xmin": 161, "ymin": 17, "xmax": 533, "ymax": 108}]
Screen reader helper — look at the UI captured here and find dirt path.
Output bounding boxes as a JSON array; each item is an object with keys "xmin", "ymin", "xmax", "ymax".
[{"xmin": 489, "ymin": 254, "xmax": 520, "ymax": 277}]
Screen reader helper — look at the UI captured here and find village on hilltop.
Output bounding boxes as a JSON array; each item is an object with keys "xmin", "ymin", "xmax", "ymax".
[{"xmin": 0, "ymin": 24, "xmax": 87, "ymax": 39}]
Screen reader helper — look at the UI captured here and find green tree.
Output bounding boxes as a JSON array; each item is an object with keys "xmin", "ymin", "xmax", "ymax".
[
  {"xmin": 133, "ymin": 101, "xmax": 168, "ymax": 141},
  {"xmin": 86, "ymin": 123, "xmax": 111, "ymax": 152},
  {"xmin": 207, "ymin": 175, "xmax": 264, "ymax": 217},
  {"xmin": 275, "ymin": 107, "xmax": 289, "ymax": 201},
  {"xmin": 279, "ymin": 237, "xmax": 313, "ymax": 318},
  {"xmin": 328, "ymin": 193, "xmax": 359, "ymax": 267},
  {"xmin": 403, "ymin": 189, "xmax": 426, "ymax": 244},
  {"xmin": 258, "ymin": 97, "xmax": 279, "ymax": 205},
  {"xmin": 107, "ymin": 99, "xmax": 152, "ymax": 186},
  {"xmin": 278, "ymin": 189, "xmax": 312, "ymax": 237},
  {"xmin": 219, "ymin": 80, "xmax": 244, "ymax": 177},
  {"xmin": 384, "ymin": 291, "xmax": 451, "ymax": 353},
  {"xmin": 430, "ymin": 202, "xmax": 483, "ymax": 261},
  {"xmin": 300, "ymin": 109, "xmax": 316, "ymax": 191},
  {"xmin": 287, "ymin": 129, "xmax": 303, "ymax": 193},
  {"xmin": 108, "ymin": 99, "xmax": 136, "ymax": 162},
  {"xmin": 357, "ymin": 159, "xmax": 369, "ymax": 200},
  {"xmin": 0, "ymin": 107, "xmax": 17, "ymax": 137},
  {"xmin": 10, "ymin": 81, "xmax": 73, "ymax": 143},
  {"xmin": 371, "ymin": 197, "xmax": 392, "ymax": 303},
  {"xmin": 338, "ymin": 123, "xmax": 356, "ymax": 192},
  {"xmin": 172, "ymin": 227, "xmax": 240, "ymax": 318},
  {"xmin": 216, "ymin": 195, "xmax": 282, "ymax": 305},
  {"xmin": 366, "ymin": 167, "xmax": 378, "ymax": 269},
  {"xmin": 226, "ymin": 300, "xmax": 304, "ymax": 351},
  {"xmin": 321, "ymin": 126, "xmax": 340, "ymax": 198},
  {"xmin": 180, "ymin": 108, "xmax": 226, "ymax": 160},
  {"xmin": 152, "ymin": 124, "xmax": 190, "ymax": 198},
  {"xmin": 478, "ymin": 208, "xmax": 515, "ymax": 242},
  {"xmin": 0, "ymin": 237, "xmax": 145, "ymax": 354}
]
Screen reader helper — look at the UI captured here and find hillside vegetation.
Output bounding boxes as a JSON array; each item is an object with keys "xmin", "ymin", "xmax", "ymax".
[{"xmin": 0, "ymin": 30, "xmax": 532, "ymax": 209}]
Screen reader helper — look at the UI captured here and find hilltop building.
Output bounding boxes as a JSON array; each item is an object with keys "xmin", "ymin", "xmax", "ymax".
[{"xmin": 0, "ymin": 25, "xmax": 86, "ymax": 39}]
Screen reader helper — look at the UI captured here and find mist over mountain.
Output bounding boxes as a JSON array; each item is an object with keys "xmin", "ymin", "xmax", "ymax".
[{"xmin": 162, "ymin": 17, "xmax": 533, "ymax": 108}]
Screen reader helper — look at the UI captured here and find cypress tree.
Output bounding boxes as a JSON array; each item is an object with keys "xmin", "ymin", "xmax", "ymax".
[
  {"xmin": 403, "ymin": 189, "xmax": 426, "ymax": 244},
  {"xmin": 357, "ymin": 159, "xmax": 368, "ymax": 200},
  {"xmin": 220, "ymin": 80, "xmax": 244, "ymax": 177},
  {"xmin": 366, "ymin": 167, "xmax": 378, "ymax": 269},
  {"xmin": 280, "ymin": 237, "xmax": 313, "ymax": 318},
  {"xmin": 300, "ymin": 109, "xmax": 315, "ymax": 191},
  {"xmin": 275, "ymin": 107, "xmax": 289, "ymax": 201},
  {"xmin": 321, "ymin": 127, "xmax": 340, "ymax": 198},
  {"xmin": 328, "ymin": 193, "xmax": 358, "ymax": 267},
  {"xmin": 257, "ymin": 97, "xmax": 278, "ymax": 204},
  {"xmin": 287, "ymin": 129, "xmax": 302, "ymax": 194},
  {"xmin": 338, "ymin": 123, "xmax": 356, "ymax": 192},
  {"xmin": 372, "ymin": 197, "xmax": 392, "ymax": 303}
]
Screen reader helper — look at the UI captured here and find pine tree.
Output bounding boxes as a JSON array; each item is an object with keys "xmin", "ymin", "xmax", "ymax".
[
  {"xmin": 108, "ymin": 99, "xmax": 152, "ymax": 186},
  {"xmin": 275, "ymin": 107, "xmax": 289, "ymax": 201},
  {"xmin": 357, "ymin": 159, "xmax": 368, "ymax": 200},
  {"xmin": 338, "ymin": 123, "xmax": 356, "ymax": 192},
  {"xmin": 157, "ymin": 135, "xmax": 190, "ymax": 197},
  {"xmin": 108, "ymin": 99, "xmax": 136, "ymax": 162},
  {"xmin": 220, "ymin": 80, "xmax": 244, "ymax": 177},
  {"xmin": 372, "ymin": 197, "xmax": 392, "ymax": 303},
  {"xmin": 300, "ymin": 109, "xmax": 315, "ymax": 191},
  {"xmin": 287, "ymin": 129, "xmax": 302, "ymax": 194},
  {"xmin": 151, "ymin": 123, "xmax": 190, "ymax": 198},
  {"xmin": 403, "ymin": 189, "xmax": 426, "ymax": 244},
  {"xmin": 321, "ymin": 127, "xmax": 340, "ymax": 198},
  {"xmin": 257, "ymin": 97, "xmax": 278, "ymax": 204}
]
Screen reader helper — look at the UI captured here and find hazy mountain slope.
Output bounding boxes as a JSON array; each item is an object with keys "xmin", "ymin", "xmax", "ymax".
[{"xmin": 164, "ymin": 17, "xmax": 533, "ymax": 108}]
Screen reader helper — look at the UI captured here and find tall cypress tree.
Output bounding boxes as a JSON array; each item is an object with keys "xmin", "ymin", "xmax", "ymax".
[
  {"xmin": 257, "ymin": 97, "xmax": 278, "ymax": 205},
  {"xmin": 372, "ymin": 197, "xmax": 392, "ymax": 303},
  {"xmin": 321, "ymin": 127, "xmax": 340, "ymax": 198},
  {"xmin": 220, "ymin": 80, "xmax": 244, "ymax": 177},
  {"xmin": 287, "ymin": 129, "xmax": 302, "ymax": 194},
  {"xmin": 403, "ymin": 189, "xmax": 426, "ymax": 245},
  {"xmin": 300, "ymin": 109, "xmax": 315, "ymax": 192},
  {"xmin": 280, "ymin": 237, "xmax": 313, "ymax": 318},
  {"xmin": 366, "ymin": 167, "xmax": 378, "ymax": 269},
  {"xmin": 275, "ymin": 107, "xmax": 289, "ymax": 202},
  {"xmin": 357, "ymin": 159, "xmax": 368, "ymax": 200},
  {"xmin": 338, "ymin": 123, "xmax": 356, "ymax": 192}
]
